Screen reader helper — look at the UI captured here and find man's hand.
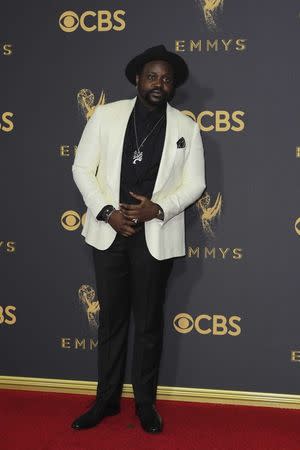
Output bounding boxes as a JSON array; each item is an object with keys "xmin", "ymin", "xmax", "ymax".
[
  {"xmin": 108, "ymin": 210, "xmax": 140, "ymax": 237},
  {"xmin": 119, "ymin": 192, "xmax": 159, "ymax": 222}
]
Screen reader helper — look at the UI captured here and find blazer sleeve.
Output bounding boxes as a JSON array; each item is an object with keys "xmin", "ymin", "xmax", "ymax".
[
  {"xmin": 72, "ymin": 105, "xmax": 109, "ymax": 220},
  {"xmin": 157, "ymin": 121, "xmax": 206, "ymax": 225}
]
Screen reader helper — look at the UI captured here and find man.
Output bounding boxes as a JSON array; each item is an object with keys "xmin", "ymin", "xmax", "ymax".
[{"xmin": 71, "ymin": 45, "xmax": 206, "ymax": 433}]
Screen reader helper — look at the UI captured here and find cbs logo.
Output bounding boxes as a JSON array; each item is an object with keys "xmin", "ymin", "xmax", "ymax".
[
  {"xmin": 181, "ymin": 110, "xmax": 245, "ymax": 132},
  {"xmin": 0, "ymin": 241, "xmax": 16, "ymax": 253},
  {"xmin": 61, "ymin": 210, "xmax": 86, "ymax": 231},
  {"xmin": 59, "ymin": 10, "xmax": 126, "ymax": 33},
  {"xmin": 2, "ymin": 44, "xmax": 12, "ymax": 55},
  {"xmin": 0, "ymin": 112, "xmax": 14, "ymax": 132},
  {"xmin": 173, "ymin": 313, "xmax": 241, "ymax": 336},
  {"xmin": 0, "ymin": 305, "xmax": 16, "ymax": 325}
]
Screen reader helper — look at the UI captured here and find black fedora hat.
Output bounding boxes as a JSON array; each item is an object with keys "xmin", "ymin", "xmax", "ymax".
[{"xmin": 125, "ymin": 44, "xmax": 189, "ymax": 88}]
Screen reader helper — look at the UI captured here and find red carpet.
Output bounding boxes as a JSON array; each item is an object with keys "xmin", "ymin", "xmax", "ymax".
[{"xmin": 1, "ymin": 389, "xmax": 300, "ymax": 450}]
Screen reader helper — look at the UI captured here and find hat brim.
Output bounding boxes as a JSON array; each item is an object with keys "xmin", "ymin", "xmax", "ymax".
[{"xmin": 125, "ymin": 49, "xmax": 189, "ymax": 88}]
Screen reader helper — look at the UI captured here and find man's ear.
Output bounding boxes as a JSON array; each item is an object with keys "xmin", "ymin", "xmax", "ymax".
[{"xmin": 135, "ymin": 74, "xmax": 139, "ymax": 86}]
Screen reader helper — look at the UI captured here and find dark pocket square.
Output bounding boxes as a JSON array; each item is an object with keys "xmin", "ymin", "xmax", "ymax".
[{"xmin": 176, "ymin": 137, "xmax": 186, "ymax": 148}]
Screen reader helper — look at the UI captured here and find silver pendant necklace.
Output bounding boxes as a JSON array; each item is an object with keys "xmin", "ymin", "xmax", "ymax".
[{"xmin": 132, "ymin": 106, "xmax": 165, "ymax": 165}]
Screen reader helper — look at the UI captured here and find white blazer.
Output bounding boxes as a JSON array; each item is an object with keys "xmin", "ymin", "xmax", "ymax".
[{"xmin": 72, "ymin": 96, "xmax": 206, "ymax": 260}]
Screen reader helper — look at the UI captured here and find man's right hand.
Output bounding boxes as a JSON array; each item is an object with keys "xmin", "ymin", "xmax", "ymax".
[{"xmin": 108, "ymin": 210, "xmax": 139, "ymax": 237}]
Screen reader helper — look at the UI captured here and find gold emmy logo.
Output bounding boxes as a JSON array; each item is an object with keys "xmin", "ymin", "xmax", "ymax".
[
  {"xmin": 59, "ymin": 145, "xmax": 77, "ymax": 157},
  {"xmin": 175, "ymin": 39, "xmax": 247, "ymax": 53},
  {"xmin": 58, "ymin": 10, "xmax": 126, "ymax": 33},
  {"xmin": 296, "ymin": 147, "xmax": 300, "ymax": 158},
  {"xmin": 196, "ymin": 191, "xmax": 222, "ymax": 236},
  {"xmin": 77, "ymin": 89, "xmax": 106, "ymax": 121},
  {"xmin": 197, "ymin": 0, "xmax": 224, "ymax": 31},
  {"xmin": 61, "ymin": 210, "xmax": 86, "ymax": 231},
  {"xmin": 61, "ymin": 337, "xmax": 98, "ymax": 350},
  {"xmin": 187, "ymin": 246, "xmax": 242, "ymax": 260},
  {"xmin": 291, "ymin": 350, "xmax": 300, "ymax": 362},
  {"xmin": 295, "ymin": 217, "xmax": 300, "ymax": 236},
  {"xmin": 78, "ymin": 285, "xmax": 100, "ymax": 330}
]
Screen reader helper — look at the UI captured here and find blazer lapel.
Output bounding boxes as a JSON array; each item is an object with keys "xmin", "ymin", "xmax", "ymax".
[
  {"xmin": 152, "ymin": 102, "xmax": 179, "ymax": 196},
  {"xmin": 106, "ymin": 97, "xmax": 179, "ymax": 202},
  {"xmin": 107, "ymin": 97, "xmax": 137, "ymax": 197}
]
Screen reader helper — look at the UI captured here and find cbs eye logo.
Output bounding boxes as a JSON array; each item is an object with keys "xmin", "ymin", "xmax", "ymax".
[
  {"xmin": 59, "ymin": 10, "xmax": 126, "ymax": 33},
  {"xmin": 295, "ymin": 217, "xmax": 300, "ymax": 236},
  {"xmin": 0, "ymin": 305, "xmax": 16, "ymax": 325},
  {"xmin": 61, "ymin": 210, "xmax": 86, "ymax": 231},
  {"xmin": 59, "ymin": 11, "xmax": 78, "ymax": 32},
  {"xmin": 173, "ymin": 313, "xmax": 194, "ymax": 333},
  {"xmin": 173, "ymin": 313, "xmax": 241, "ymax": 336},
  {"xmin": 181, "ymin": 110, "xmax": 245, "ymax": 132}
]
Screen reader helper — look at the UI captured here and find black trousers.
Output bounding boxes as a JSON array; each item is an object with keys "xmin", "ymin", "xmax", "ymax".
[{"xmin": 92, "ymin": 225, "xmax": 174, "ymax": 406}]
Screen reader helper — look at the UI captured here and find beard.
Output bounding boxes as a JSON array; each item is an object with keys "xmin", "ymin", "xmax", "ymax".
[
  {"xmin": 139, "ymin": 87, "xmax": 175, "ymax": 107},
  {"xmin": 146, "ymin": 88, "xmax": 167, "ymax": 103}
]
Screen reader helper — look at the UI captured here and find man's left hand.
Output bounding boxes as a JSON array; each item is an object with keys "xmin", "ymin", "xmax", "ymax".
[{"xmin": 119, "ymin": 191, "xmax": 159, "ymax": 222}]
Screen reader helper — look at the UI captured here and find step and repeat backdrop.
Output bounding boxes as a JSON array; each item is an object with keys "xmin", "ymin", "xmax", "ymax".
[{"xmin": 1, "ymin": 1, "xmax": 299, "ymax": 396}]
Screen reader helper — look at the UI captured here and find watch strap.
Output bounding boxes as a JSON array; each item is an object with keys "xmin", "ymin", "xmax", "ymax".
[{"xmin": 97, "ymin": 205, "xmax": 115, "ymax": 222}]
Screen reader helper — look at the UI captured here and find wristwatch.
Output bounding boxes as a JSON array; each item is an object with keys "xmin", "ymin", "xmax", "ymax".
[
  {"xmin": 155, "ymin": 204, "xmax": 164, "ymax": 221},
  {"xmin": 97, "ymin": 205, "xmax": 115, "ymax": 223}
]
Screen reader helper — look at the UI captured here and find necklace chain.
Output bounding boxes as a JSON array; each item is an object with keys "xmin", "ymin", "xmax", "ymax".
[{"xmin": 132, "ymin": 106, "xmax": 165, "ymax": 164}]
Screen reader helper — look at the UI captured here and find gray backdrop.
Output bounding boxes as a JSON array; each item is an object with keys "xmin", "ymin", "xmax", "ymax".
[{"xmin": 1, "ymin": 0, "xmax": 299, "ymax": 395}]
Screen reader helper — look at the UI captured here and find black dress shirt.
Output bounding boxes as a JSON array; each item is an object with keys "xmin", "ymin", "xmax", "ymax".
[{"xmin": 97, "ymin": 96, "xmax": 166, "ymax": 220}]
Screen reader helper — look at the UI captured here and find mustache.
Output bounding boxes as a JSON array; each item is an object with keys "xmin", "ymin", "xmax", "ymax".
[{"xmin": 149, "ymin": 88, "xmax": 165, "ymax": 95}]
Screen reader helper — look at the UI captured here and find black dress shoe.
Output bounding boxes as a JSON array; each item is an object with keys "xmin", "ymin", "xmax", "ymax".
[
  {"xmin": 135, "ymin": 404, "xmax": 163, "ymax": 433},
  {"xmin": 71, "ymin": 402, "xmax": 120, "ymax": 430}
]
